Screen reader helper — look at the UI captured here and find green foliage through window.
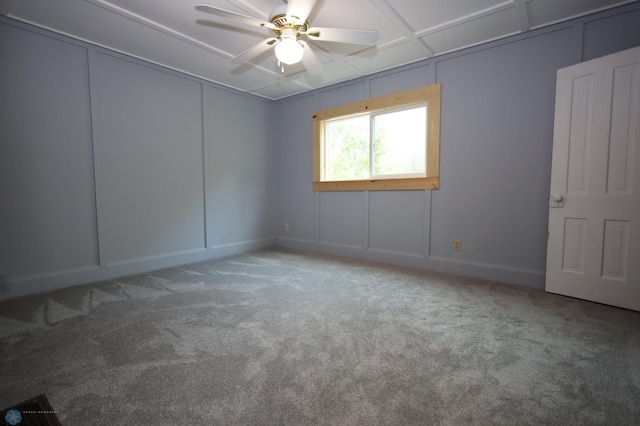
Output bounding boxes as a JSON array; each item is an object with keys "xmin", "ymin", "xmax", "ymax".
[
  {"xmin": 325, "ymin": 116, "xmax": 369, "ymax": 180},
  {"xmin": 324, "ymin": 105, "xmax": 427, "ymax": 181}
]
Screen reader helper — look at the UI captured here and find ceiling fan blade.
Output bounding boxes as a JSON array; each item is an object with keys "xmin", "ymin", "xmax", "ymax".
[
  {"xmin": 231, "ymin": 37, "xmax": 278, "ymax": 64},
  {"xmin": 299, "ymin": 40, "xmax": 322, "ymax": 70},
  {"xmin": 286, "ymin": 0, "xmax": 317, "ymax": 24},
  {"xmin": 306, "ymin": 27, "xmax": 379, "ymax": 45},
  {"xmin": 195, "ymin": 4, "xmax": 276, "ymax": 30}
]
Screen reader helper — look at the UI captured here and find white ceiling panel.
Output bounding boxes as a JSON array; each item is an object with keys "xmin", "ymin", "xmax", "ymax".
[
  {"xmin": 347, "ymin": 40, "xmax": 425, "ymax": 74},
  {"xmin": 3, "ymin": 0, "xmax": 637, "ymax": 99},
  {"xmin": 95, "ymin": 0, "xmax": 270, "ymax": 59},
  {"xmin": 308, "ymin": 0, "xmax": 403, "ymax": 44},
  {"xmin": 419, "ymin": 6, "xmax": 521, "ymax": 55},
  {"xmin": 386, "ymin": 0, "xmax": 508, "ymax": 32},
  {"xmin": 219, "ymin": 61, "xmax": 282, "ymax": 90},
  {"xmin": 0, "ymin": 0, "xmax": 11, "ymax": 15},
  {"xmin": 526, "ymin": 0, "xmax": 634, "ymax": 28},
  {"xmin": 259, "ymin": 62, "xmax": 361, "ymax": 94},
  {"xmin": 249, "ymin": 77, "xmax": 311, "ymax": 99}
]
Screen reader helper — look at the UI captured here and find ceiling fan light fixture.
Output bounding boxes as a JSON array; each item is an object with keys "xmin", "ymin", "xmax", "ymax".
[
  {"xmin": 275, "ymin": 35, "xmax": 304, "ymax": 65},
  {"xmin": 196, "ymin": 1, "xmax": 379, "ymax": 71}
]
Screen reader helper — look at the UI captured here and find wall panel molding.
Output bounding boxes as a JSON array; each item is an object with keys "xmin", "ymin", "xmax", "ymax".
[
  {"xmin": 1, "ymin": 17, "xmax": 276, "ymax": 300},
  {"xmin": 0, "ymin": 21, "xmax": 100, "ymax": 278},
  {"xmin": 87, "ymin": 48, "xmax": 107, "ymax": 267}
]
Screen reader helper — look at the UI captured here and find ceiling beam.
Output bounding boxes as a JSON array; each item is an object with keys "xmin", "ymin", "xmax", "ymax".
[
  {"xmin": 370, "ymin": 0, "xmax": 435, "ymax": 57},
  {"xmin": 513, "ymin": 0, "xmax": 531, "ymax": 33}
]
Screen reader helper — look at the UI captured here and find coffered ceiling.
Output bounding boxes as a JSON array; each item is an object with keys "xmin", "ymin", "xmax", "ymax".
[{"xmin": 1, "ymin": 0, "xmax": 636, "ymax": 99}]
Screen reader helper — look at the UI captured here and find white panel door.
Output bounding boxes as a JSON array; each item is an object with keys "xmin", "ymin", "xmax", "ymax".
[{"xmin": 546, "ymin": 46, "xmax": 640, "ymax": 311}]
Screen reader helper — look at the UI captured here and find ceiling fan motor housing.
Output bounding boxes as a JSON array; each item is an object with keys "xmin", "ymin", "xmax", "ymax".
[{"xmin": 269, "ymin": 4, "xmax": 308, "ymax": 36}]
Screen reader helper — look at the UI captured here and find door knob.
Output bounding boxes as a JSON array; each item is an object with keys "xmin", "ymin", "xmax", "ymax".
[{"xmin": 549, "ymin": 194, "xmax": 564, "ymax": 208}]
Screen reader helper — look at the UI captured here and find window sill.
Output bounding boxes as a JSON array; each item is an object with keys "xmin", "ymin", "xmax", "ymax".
[{"xmin": 313, "ymin": 177, "xmax": 438, "ymax": 191}]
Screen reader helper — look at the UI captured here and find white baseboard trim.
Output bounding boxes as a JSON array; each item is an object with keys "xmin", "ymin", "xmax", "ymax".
[
  {"xmin": 0, "ymin": 237, "xmax": 276, "ymax": 301},
  {"xmin": 426, "ymin": 256, "xmax": 545, "ymax": 289},
  {"xmin": 2, "ymin": 237, "xmax": 544, "ymax": 301},
  {"xmin": 318, "ymin": 241, "xmax": 366, "ymax": 251},
  {"xmin": 367, "ymin": 247, "xmax": 424, "ymax": 260},
  {"xmin": 274, "ymin": 236, "xmax": 316, "ymax": 249},
  {"xmin": 275, "ymin": 238, "xmax": 545, "ymax": 289}
]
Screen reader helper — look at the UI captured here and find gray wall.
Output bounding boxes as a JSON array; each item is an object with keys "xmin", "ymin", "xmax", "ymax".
[
  {"xmin": 1, "ymin": 4, "xmax": 639, "ymax": 299},
  {"xmin": 274, "ymin": 3, "xmax": 640, "ymax": 289},
  {"xmin": 0, "ymin": 19, "xmax": 275, "ymax": 299}
]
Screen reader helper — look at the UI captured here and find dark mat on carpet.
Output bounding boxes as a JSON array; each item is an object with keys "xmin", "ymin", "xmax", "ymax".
[{"xmin": 3, "ymin": 394, "xmax": 61, "ymax": 426}]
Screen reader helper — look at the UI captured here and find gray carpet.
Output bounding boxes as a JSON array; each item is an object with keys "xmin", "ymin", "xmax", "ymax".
[{"xmin": 0, "ymin": 248, "xmax": 639, "ymax": 425}]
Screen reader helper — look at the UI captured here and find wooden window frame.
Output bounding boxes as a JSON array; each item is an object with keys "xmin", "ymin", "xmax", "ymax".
[{"xmin": 313, "ymin": 84, "xmax": 441, "ymax": 191}]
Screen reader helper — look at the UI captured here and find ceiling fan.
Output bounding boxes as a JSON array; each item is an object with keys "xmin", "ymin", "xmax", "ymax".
[{"xmin": 195, "ymin": 0, "xmax": 379, "ymax": 72}]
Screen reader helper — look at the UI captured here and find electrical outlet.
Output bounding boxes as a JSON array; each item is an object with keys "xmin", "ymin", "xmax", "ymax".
[
  {"xmin": 453, "ymin": 240, "xmax": 461, "ymax": 251},
  {"xmin": 284, "ymin": 223, "xmax": 289, "ymax": 232}
]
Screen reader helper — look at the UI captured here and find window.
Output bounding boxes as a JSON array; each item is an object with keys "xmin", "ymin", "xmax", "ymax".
[{"xmin": 313, "ymin": 84, "xmax": 441, "ymax": 191}]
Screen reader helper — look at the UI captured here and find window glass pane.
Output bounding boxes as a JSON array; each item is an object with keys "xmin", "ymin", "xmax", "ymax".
[
  {"xmin": 373, "ymin": 106, "xmax": 426, "ymax": 176},
  {"xmin": 325, "ymin": 115, "xmax": 370, "ymax": 181}
]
